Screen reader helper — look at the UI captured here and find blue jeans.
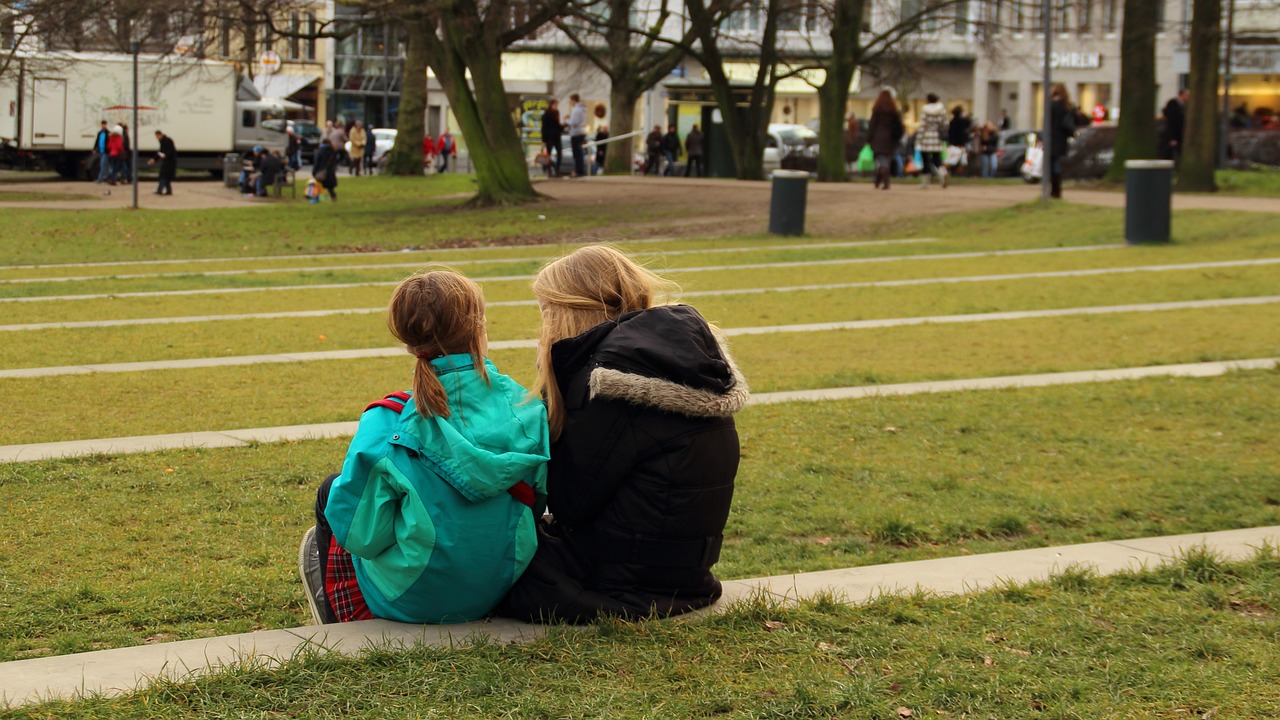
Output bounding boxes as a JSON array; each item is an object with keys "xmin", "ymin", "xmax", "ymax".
[
  {"xmin": 981, "ymin": 153, "xmax": 997, "ymax": 178},
  {"xmin": 96, "ymin": 152, "xmax": 110, "ymax": 182},
  {"xmin": 570, "ymin": 134, "xmax": 586, "ymax": 177}
]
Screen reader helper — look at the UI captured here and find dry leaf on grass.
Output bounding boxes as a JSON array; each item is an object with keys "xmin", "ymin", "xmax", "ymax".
[
  {"xmin": 897, "ymin": 707, "xmax": 914, "ymax": 718},
  {"xmin": 815, "ymin": 536, "xmax": 833, "ymax": 545},
  {"xmin": 983, "ymin": 656, "xmax": 994, "ymax": 666},
  {"xmin": 763, "ymin": 620, "xmax": 786, "ymax": 631}
]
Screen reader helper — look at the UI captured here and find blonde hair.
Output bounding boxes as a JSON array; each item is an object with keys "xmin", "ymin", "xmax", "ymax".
[
  {"xmin": 386, "ymin": 269, "xmax": 488, "ymax": 418},
  {"xmin": 532, "ymin": 246, "xmax": 676, "ymax": 440}
]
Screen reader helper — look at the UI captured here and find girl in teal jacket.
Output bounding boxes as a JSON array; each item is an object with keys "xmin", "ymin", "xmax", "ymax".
[{"xmin": 303, "ymin": 270, "xmax": 550, "ymax": 624}]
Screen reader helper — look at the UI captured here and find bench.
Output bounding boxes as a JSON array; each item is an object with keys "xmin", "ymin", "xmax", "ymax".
[{"xmin": 271, "ymin": 168, "xmax": 298, "ymax": 199}]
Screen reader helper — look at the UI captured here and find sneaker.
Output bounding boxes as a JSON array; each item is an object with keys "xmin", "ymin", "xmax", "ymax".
[
  {"xmin": 940, "ymin": 167, "xmax": 949, "ymax": 189},
  {"xmin": 298, "ymin": 526, "xmax": 336, "ymax": 625}
]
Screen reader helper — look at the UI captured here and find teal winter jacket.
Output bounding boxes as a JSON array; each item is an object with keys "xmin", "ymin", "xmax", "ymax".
[{"xmin": 324, "ymin": 355, "xmax": 550, "ymax": 623}]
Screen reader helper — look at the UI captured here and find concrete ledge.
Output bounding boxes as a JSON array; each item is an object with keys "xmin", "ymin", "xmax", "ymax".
[{"xmin": 3, "ymin": 526, "xmax": 1277, "ymax": 708}]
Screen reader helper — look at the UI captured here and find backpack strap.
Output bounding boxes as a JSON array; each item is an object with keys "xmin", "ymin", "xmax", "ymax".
[{"xmin": 364, "ymin": 391, "xmax": 411, "ymax": 414}]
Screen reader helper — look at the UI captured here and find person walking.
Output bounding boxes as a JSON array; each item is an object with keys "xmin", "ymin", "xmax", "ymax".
[
  {"xmin": 149, "ymin": 130, "xmax": 177, "ymax": 196},
  {"xmin": 1048, "ymin": 83, "xmax": 1077, "ymax": 199},
  {"xmin": 106, "ymin": 126, "xmax": 126, "ymax": 185},
  {"xmin": 348, "ymin": 121, "xmax": 367, "ymax": 176},
  {"xmin": 541, "ymin": 100, "xmax": 563, "ymax": 177},
  {"xmin": 592, "ymin": 124, "xmax": 609, "ymax": 175},
  {"xmin": 684, "ymin": 124, "xmax": 704, "ymax": 177},
  {"xmin": 661, "ymin": 125, "xmax": 681, "ymax": 176},
  {"xmin": 946, "ymin": 105, "xmax": 972, "ymax": 176},
  {"xmin": 645, "ymin": 125, "xmax": 663, "ymax": 175},
  {"xmin": 1160, "ymin": 88, "xmax": 1190, "ymax": 165},
  {"xmin": 867, "ymin": 90, "xmax": 904, "ymax": 190},
  {"xmin": 330, "ymin": 121, "xmax": 348, "ymax": 168},
  {"xmin": 119, "ymin": 125, "xmax": 133, "ymax": 183},
  {"xmin": 312, "ymin": 141, "xmax": 339, "ymax": 201},
  {"xmin": 917, "ymin": 93, "xmax": 948, "ymax": 188},
  {"xmin": 285, "ymin": 127, "xmax": 301, "ymax": 170},
  {"xmin": 364, "ymin": 131, "xmax": 377, "ymax": 175},
  {"xmin": 94, "ymin": 120, "xmax": 111, "ymax": 183},
  {"xmin": 843, "ymin": 114, "xmax": 861, "ymax": 176},
  {"xmin": 567, "ymin": 93, "xmax": 588, "ymax": 178},
  {"xmin": 436, "ymin": 128, "xmax": 455, "ymax": 173}
]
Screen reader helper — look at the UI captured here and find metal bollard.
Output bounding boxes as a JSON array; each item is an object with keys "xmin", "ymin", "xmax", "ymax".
[
  {"xmin": 1124, "ymin": 160, "xmax": 1174, "ymax": 244},
  {"xmin": 768, "ymin": 170, "xmax": 809, "ymax": 236}
]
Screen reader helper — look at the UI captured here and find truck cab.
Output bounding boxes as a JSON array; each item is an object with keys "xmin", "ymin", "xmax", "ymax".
[{"xmin": 234, "ymin": 100, "xmax": 291, "ymax": 156}]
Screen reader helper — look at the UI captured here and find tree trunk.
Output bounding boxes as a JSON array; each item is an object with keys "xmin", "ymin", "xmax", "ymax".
[
  {"xmin": 1178, "ymin": 0, "xmax": 1220, "ymax": 192},
  {"xmin": 385, "ymin": 17, "xmax": 428, "ymax": 176},
  {"xmin": 1105, "ymin": 0, "xmax": 1159, "ymax": 182},
  {"xmin": 817, "ymin": 67, "xmax": 855, "ymax": 182},
  {"xmin": 604, "ymin": 84, "xmax": 638, "ymax": 175}
]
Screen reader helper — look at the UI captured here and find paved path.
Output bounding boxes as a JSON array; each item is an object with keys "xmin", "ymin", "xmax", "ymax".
[
  {"xmin": 3, "ymin": 358, "xmax": 1274, "ymax": 462},
  {"xmin": 2, "ymin": 525, "xmax": 1276, "ymax": 708}
]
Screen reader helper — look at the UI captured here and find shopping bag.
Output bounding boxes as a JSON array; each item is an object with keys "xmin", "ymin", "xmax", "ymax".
[{"xmin": 856, "ymin": 144, "xmax": 875, "ymax": 173}]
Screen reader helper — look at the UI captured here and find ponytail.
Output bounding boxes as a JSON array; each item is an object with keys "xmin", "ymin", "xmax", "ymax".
[{"xmin": 387, "ymin": 270, "xmax": 489, "ymax": 418}]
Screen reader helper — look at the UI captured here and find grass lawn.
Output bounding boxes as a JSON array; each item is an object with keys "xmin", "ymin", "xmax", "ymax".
[
  {"xmin": 1077, "ymin": 167, "xmax": 1280, "ymax": 198},
  {"xmin": 1, "ymin": 373, "xmax": 1277, "ymax": 661},
  {"xmin": 3, "ymin": 550, "xmax": 1279, "ymax": 718}
]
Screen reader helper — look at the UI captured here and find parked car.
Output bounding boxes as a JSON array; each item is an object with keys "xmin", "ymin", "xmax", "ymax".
[
  {"xmin": 765, "ymin": 123, "xmax": 819, "ymax": 173},
  {"xmin": 995, "ymin": 129, "xmax": 1037, "ymax": 177}
]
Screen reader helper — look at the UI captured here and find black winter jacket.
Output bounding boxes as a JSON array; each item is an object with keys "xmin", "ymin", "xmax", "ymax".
[{"xmin": 499, "ymin": 305, "xmax": 749, "ymax": 623}]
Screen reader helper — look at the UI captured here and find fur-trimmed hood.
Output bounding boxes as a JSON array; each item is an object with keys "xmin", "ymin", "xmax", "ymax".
[{"xmin": 551, "ymin": 305, "xmax": 749, "ymax": 418}]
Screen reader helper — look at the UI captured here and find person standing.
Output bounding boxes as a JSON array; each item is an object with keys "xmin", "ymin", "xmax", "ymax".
[
  {"xmin": 437, "ymin": 128, "xmax": 455, "ymax": 173},
  {"xmin": 567, "ymin": 93, "xmax": 588, "ymax": 178},
  {"xmin": 106, "ymin": 126, "xmax": 126, "ymax": 185},
  {"xmin": 684, "ymin": 124, "xmax": 704, "ymax": 177},
  {"xmin": 592, "ymin": 124, "xmax": 609, "ymax": 175},
  {"xmin": 946, "ymin": 105, "xmax": 972, "ymax": 176},
  {"xmin": 422, "ymin": 133, "xmax": 437, "ymax": 172},
  {"xmin": 285, "ymin": 127, "xmax": 301, "ymax": 170},
  {"xmin": 1049, "ymin": 83, "xmax": 1077, "ymax": 199},
  {"xmin": 843, "ymin": 114, "xmax": 861, "ymax": 176},
  {"xmin": 978, "ymin": 122, "xmax": 999, "ymax": 178},
  {"xmin": 1161, "ymin": 88, "xmax": 1190, "ymax": 164},
  {"xmin": 364, "ymin": 132, "xmax": 377, "ymax": 175},
  {"xmin": 348, "ymin": 121, "xmax": 367, "ymax": 176},
  {"xmin": 661, "ymin": 125, "xmax": 681, "ymax": 176},
  {"xmin": 917, "ymin": 93, "xmax": 948, "ymax": 188},
  {"xmin": 119, "ymin": 125, "xmax": 133, "ymax": 183},
  {"xmin": 645, "ymin": 125, "xmax": 663, "ymax": 175},
  {"xmin": 312, "ymin": 141, "xmax": 339, "ymax": 201},
  {"xmin": 94, "ymin": 120, "xmax": 111, "ymax": 183},
  {"xmin": 867, "ymin": 90, "xmax": 904, "ymax": 190},
  {"xmin": 150, "ymin": 130, "xmax": 177, "ymax": 196},
  {"xmin": 998, "ymin": 109, "xmax": 1012, "ymax": 131},
  {"xmin": 541, "ymin": 100, "xmax": 563, "ymax": 177},
  {"xmin": 329, "ymin": 121, "xmax": 348, "ymax": 168}
]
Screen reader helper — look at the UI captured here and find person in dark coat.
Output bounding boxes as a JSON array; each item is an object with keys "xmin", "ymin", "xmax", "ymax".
[
  {"xmin": 866, "ymin": 90, "xmax": 904, "ymax": 190},
  {"xmin": 592, "ymin": 124, "xmax": 609, "ymax": 175},
  {"xmin": 498, "ymin": 246, "xmax": 749, "ymax": 624},
  {"xmin": 541, "ymin": 100, "xmax": 563, "ymax": 177},
  {"xmin": 312, "ymin": 141, "xmax": 339, "ymax": 201},
  {"xmin": 1048, "ymin": 83, "xmax": 1077, "ymax": 199},
  {"xmin": 150, "ymin": 130, "xmax": 177, "ymax": 195},
  {"xmin": 256, "ymin": 148, "xmax": 283, "ymax": 196},
  {"xmin": 644, "ymin": 125, "xmax": 663, "ymax": 175},
  {"xmin": 661, "ymin": 125, "xmax": 681, "ymax": 176},
  {"xmin": 684, "ymin": 124, "xmax": 704, "ymax": 177},
  {"xmin": 1161, "ymin": 88, "xmax": 1190, "ymax": 164}
]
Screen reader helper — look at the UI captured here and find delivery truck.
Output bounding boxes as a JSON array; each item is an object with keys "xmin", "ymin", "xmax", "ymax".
[{"xmin": 0, "ymin": 52, "xmax": 293, "ymax": 178}]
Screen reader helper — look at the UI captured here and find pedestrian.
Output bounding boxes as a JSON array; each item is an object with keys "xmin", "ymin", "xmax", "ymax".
[
  {"xmin": 684, "ymin": 124, "xmax": 704, "ymax": 177},
  {"xmin": 106, "ymin": 126, "xmax": 125, "ymax": 185},
  {"xmin": 364, "ymin": 131, "xmax": 377, "ymax": 175},
  {"xmin": 285, "ymin": 126, "xmax": 301, "ymax": 170},
  {"xmin": 300, "ymin": 270, "xmax": 549, "ymax": 624},
  {"xmin": 422, "ymin": 133, "xmax": 437, "ymax": 172},
  {"xmin": 567, "ymin": 93, "xmax": 588, "ymax": 177},
  {"xmin": 1160, "ymin": 88, "xmax": 1190, "ymax": 164},
  {"xmin": 348, "ymin": 120, "xmax": 366, "ymax": 176},
  {"xmin": 437, "ymin": 128, "xmax": 455, "ymax": 173},
  {"xmin": 978, "ymin": 122, "xmax": 999, "ymax": 178},
  {"xmin": 149, "ymin": 130, "xmax": 176, "ymax": 195},
  {"xmin": 496, "ymin": 246, "xmax": 747, "ymax": 624},
  {"xmin": 1048, "ymin": 83, "xmax": 1077, "ymax": 199},
  {"xmin": 94, "ymin": 120, "xmax": 111, "ymax": 184},
  {"xmin": 321, "ymin": 120, "xmax": 334, "ymax": 147},
  {"xmin": 541, "ymin": 100, "xmax": 563, "ymax": 177},
  {"xmin": 946, "ymin": 105, "xmax": 971, "ymax": 175},
  {"xmin": 312, "ymin": 141, "xmax": 338, "ymax": 201},
  {"xmin": 330, "ymin": 121, "xmax": 348, "ymax": 168},
  {"xmin": 645, "ymin": 125, "xmax": 663, "ymax": 175},
  {"xmin": 661, "ymin": 124, "xmax": 681, "ymax": 176},
  {"xmin": 998, "ymin": 109, "xmax": 1011, "ymax": 131},
  {"xmin": 844, "ymin": 113, "xmax": 861, "ymax": 176},
  {"xmin": 592, "ymin": 124, "xmax": 609, "ymax": 175},
  {"xmin": 256, "ymin": 147, "xmax": 283, "ymax": 196},
  {"xmin": 917, "ymin": 93, "xmax": 948, "ymax": 188},
  {"xmin": 867, "ymin": 90, "xmax": 904, "ymax": 190}
]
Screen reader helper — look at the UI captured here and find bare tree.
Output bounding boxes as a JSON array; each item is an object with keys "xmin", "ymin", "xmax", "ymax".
[
  {"xmin": 1178, "ymin": 0, "xmax": 1219, "ymax": 191},
  {"xmin": 1105, "ymin": 0, "xmax": 1159, "ymax": 182}
]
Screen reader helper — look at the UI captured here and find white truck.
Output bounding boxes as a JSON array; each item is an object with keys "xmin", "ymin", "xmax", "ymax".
[{"xmin": 0, "ymin": 52, "xmax": 292, "ymax": 178}]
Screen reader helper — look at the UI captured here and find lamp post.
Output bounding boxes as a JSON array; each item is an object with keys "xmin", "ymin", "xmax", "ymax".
[
  {"xmin": 1041, "ymin": 0, "xmax": 1053, "ymax": 203},
  {"xmin": 131, "ymin": 40, "xmax": 139, "ymax": 210}
]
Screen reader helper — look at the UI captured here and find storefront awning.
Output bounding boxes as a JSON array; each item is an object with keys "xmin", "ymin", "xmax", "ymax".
[{"xmin": 253, "ymin": 74, "xmax": 320, "ymax": 102}]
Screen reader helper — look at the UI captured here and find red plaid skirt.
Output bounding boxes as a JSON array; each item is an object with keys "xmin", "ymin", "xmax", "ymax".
[{"xmin": 325, "ymin": 537, "xmax": 374, "ymax": 622}]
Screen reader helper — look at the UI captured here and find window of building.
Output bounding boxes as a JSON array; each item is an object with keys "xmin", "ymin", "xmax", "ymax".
[
  {"xmin": 1078, "ymin": 0, "xmax": 1092, "ymax": 32},
  {"xmin": 1103, "ymin": 0, "xmax": 1117, "ymax": 32},
  {"xmin": 220, "ymin": 17, "xmax": 231, "ymax": 57},
  {"xmin": 902, "ymin": 0, "xmax": 940, "ymax": 33},
  {"xmin": 726, "ymin": 0, "xmax": 761, "ymax": 31},
  {"xmin": 306, "ymin": 14, "xmax": 317, "ymax": 60},
  {"xmin": 1057, "ymin": 0, "xmax": 1071, "ymax": 32},
  {"xmin": 289, "ymin": 13, "xmax": 300, "ymax": 60},
  {"xmin": 953, "ymin": 0, "xmax": 969, "ymax": 35}
]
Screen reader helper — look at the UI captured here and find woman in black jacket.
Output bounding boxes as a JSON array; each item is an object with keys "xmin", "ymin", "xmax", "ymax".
[
  {"xmin": 866, "ymin": 90, "xmax": 904, "ymax": 190},
  {"xmin": 1048, "ymin": 83, "xmax": 1076, "ymax": 199},
  {"xmin": 541, "ymin": 100, "xmax": 563, "ymax": 177},
  {"xmin": 499, "ymin": 246, "xmax": 749, "ymax": 623}
]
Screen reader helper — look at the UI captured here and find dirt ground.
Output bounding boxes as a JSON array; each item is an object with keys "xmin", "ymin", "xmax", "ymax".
[{"xmin": 1, "ymin": 173, "xmax": 1274, "ymax": 236}]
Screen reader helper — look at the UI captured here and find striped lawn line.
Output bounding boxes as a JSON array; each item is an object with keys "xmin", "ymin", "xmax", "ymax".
[
  {"xmin": 0, "ymin": 244, "xmax": 1121, "ymax": 304},
  {"xmin": 0, "ymin": 239, "xmax": 935, "ymax": 284},
  {"xmin": 4, "ymin": 295, "xmax": 1275, "ymax": 379},
  {"xmin": 4, "ymin": 257, "xmax": 1276, "ymax": 332},
  {"xmin": 3, "ymin": 358, "xmax": 1273, "ymax": 462}
]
